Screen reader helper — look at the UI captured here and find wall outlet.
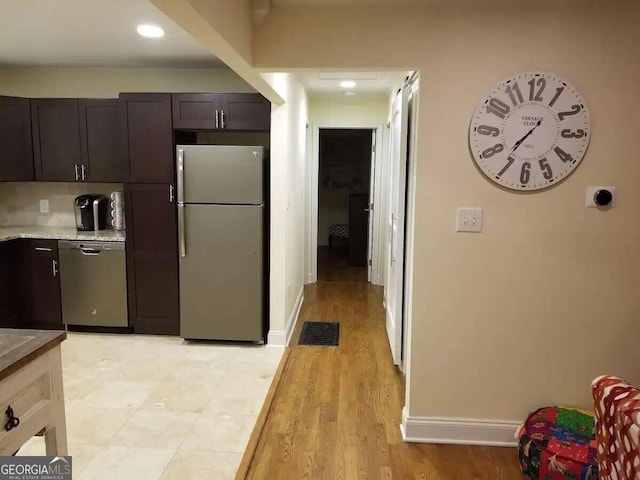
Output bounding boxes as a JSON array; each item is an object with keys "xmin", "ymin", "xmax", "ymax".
[
  {"xmin": 456, "ymin": 208, "xmax": 483, "ymax": 232},
  {"xmin": 39, "ymin": 199, "xmax": 49, "ymax": 214}
]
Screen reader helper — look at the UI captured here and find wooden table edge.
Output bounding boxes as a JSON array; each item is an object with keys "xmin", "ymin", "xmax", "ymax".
[{"xmin": 0, "ymin": 329, "xmax": 67, "ymax": 383}]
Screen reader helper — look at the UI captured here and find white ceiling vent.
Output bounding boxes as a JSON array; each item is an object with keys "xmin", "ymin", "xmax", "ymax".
[{"xmin": 318, "ymin": 72, "xmax": 378, "ymax": 80}]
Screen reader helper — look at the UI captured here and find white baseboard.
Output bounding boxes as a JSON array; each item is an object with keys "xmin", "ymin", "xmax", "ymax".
[
  {"xmin": 400, "ymin": 407, "xmax": 520, "ymax": 447},
  {"xmin": 266, "ymin": 331, "xmax": 286, "ymax": 347},
  {"xmin": 267, "ymin": 288, "xmax": 304, "ymax": 347}
]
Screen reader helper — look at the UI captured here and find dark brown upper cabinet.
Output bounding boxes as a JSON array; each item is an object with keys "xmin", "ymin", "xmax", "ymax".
[
  {"xmin": 172, "ymin": 93, "xmax": 221, "ymax": 130},
  {"xmin": 31, "ymin": 99, "xmax": 82, "ymax": 182},
  {"xmin": 80, "ymin": 99, "xmax": 129, "ymax": 182},
  {"xmin": 0, "ymin": 96, "xmax": 34, "ymax": 181},
  {"xmin": 219, "ymin": 93, "xmax": 271, "ymax": 130},
  {"xmin": 124, "ymin": 183, "xmax": 179, "ymax": 335},
  {"xmin": 120, "ymin": 93, "xmax": 174, "ymax": 184},
  {"xmin": 172, "ymin": 93, "xmax": 270, "ymax": 131}
]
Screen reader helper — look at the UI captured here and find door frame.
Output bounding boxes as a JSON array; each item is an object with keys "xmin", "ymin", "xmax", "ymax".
[{"xmin": 306, "ymin": 124, "xmax": 384, "ymax": 285}]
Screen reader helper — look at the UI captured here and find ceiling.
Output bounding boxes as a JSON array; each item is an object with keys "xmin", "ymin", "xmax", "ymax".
[
  {"xmin": 296, "ymin": 71, "xmax": 407, "ymax": 97},
  {"xmin": 0, "ymin": 0, "xmax": 221, "ymax": 68}
]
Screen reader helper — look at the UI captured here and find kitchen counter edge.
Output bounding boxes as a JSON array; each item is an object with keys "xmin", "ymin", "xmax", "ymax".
[{"xmin": 0, "ymin": 228, "xmax": 126, "ymax": 243}]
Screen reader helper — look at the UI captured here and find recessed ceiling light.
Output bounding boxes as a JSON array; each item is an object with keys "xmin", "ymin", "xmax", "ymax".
[
  {"xmin": 137, "ymin": 24, "xmax": 165, "ymax": 38},
  {"xmin": 340, "ymin": 80, "xmax": 356, "ymax": 89}
]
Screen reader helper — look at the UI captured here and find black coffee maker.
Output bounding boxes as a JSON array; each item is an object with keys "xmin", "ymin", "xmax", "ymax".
[{"xmin": 74, "ymin": 195, "xmax": 108, "ymax": 231}]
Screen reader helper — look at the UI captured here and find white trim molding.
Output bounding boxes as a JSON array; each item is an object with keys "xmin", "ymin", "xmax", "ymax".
[
  {"xmin": 267, "ymin": 287, "xmax": 304, "ymax": 347},
  {"xmin": 400, "ymin": 407, "xmax": 520, "ymax": 447}
]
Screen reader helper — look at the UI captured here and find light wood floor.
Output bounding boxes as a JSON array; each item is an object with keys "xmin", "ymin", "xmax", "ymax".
[
  {"xmin": 317, "ymin": 246, "xmax": 368, "ymax": 283},
  {"xmin": 241, "ymin": 282, "xmax": 522, "ymax": 479}
]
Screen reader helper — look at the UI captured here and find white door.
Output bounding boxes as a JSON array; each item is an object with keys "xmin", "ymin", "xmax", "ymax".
[
  {"xmin": 367, "ymin": 131, "xmax": 376, "ymax": 282},
  {"xmin": 385, "ymin": 88, "xmax": 409, "ymax": 366}
]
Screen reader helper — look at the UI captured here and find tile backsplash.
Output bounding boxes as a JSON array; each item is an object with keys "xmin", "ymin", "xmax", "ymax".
[{"xmin": 0, "ymin": 182, "xmax": 124, "ymax": 227}]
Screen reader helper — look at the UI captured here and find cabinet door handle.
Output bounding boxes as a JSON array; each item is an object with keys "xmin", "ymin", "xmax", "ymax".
[
  {"xmin": 34, "ymin": 247, "xmax": 52, "ymax": 252},
  {"xmin": 81, "ymin": 164, "xmax": 87, "ymax": 181},
  {"xmin": 52, "ymin": 259, "xmax": 58, "ymax": 277},
  {"xmin": 221, "ymin": 109, "xmax": 226, "ymax": 129},
  {"xmin": 215, "ymin": 109, "xmax": 219, "ymax": 129},
  {"xmin": 169, "ymin": 185, "xmax": 174, "ymax": 203},
  {"xmin": 74, "ymin": 164, "xmax": 80, "ymax": 181}
]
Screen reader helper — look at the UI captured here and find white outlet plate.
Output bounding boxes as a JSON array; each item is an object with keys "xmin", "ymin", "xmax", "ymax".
[
  {"xmin": 586, "ymin": 186, "xmax": 617, "ymax": 208},
  {"xmin": 456, "ymin": 208, "xmax": 483, "ymax": 232},
  {"xmin": 39, "ymin": 199, "xmax": 49, "ymax": 213}
]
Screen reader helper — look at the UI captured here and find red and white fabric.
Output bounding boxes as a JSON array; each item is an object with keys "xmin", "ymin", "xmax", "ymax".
[{"xmin": 592, "ymin": 375, "xmax": 640, "ymax": 480}]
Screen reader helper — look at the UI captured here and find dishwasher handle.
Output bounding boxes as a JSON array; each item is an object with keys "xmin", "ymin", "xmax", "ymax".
[
  {"xmin": 80, "ymin": 248, "xmax": 103, "ymax": 256},
  {"xmin": 58, "ymin": 241, "xmax": 124, "ymax": 252}
]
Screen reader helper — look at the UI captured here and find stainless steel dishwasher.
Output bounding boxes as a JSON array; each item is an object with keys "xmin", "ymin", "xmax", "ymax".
[{"xmin": 58, "ymin": 241, "xmax": 128, "ymax": 327}]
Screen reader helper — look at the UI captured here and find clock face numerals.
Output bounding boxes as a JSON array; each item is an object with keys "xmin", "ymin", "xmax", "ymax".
[{"xmin": 469, "ymin": 72, "xmax": 591, "ymax": 191}]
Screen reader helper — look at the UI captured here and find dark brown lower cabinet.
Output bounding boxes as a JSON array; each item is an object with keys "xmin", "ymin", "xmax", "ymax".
[
  {"xmin": 0, "ymin": 240, "xmax": 21, "ymax": 325},
  {"xmin": 125, "ymin": 183, "xmax": 179, "ymax": 335},
  {"xmin": 25, "ymin": 240, "xmax": 63, "ymax": 329},
  {"xmin": 0, "ymin": 239, "xmax": 63, "ymax": 329}
]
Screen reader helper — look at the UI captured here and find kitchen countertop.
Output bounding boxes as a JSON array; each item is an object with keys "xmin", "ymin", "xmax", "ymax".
[{"xmin": 0, "ymin": 226, "xmax": 125, "ymax": 243}]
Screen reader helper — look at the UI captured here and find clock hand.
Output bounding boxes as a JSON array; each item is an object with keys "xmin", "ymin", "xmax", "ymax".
[{"xmin": 510, "ymin": 119, "xmax": 542, "ymax": 154}]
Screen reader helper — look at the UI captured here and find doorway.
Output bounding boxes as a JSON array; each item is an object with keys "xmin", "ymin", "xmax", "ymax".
[{"xmin": 317, "ymin": 128, "xmax": 373, "ymax": 283}]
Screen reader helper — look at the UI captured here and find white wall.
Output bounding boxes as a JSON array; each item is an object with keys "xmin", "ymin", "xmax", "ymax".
[
  {"xmin": 263, "ymin": 72, "xmax": 308, "ymax": 346},
  {"xmin": 0, "ymin": 66, "xmax": 254, "ymax": 97},
  {"xmin": 252, "ymin": 1, "xmax": 640, "ymax": 426},
  {"xmin": 309, "ymin": 96, "xmax": 388, "ymax": 126},
  {"xmin": 150, "ymin": 0, "xmax": 283, "ymax": 104}
]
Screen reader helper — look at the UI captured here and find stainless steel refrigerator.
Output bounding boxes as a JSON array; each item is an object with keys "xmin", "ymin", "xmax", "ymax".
[{"xmin": 177, "ymin": 145, "xmax": 264, "ymax": 341}]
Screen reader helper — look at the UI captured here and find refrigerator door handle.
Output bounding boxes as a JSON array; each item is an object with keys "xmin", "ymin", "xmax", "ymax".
[
  {"xmin": 215, "ymin": 110, "xmax": 219, "ymax": 129},
  {"xmin": 178, "ymin": 204, "xmax": 186, "ymax": 257},
  {"xmin": 177, "ymin": 148, "xmax": 185, "ymax": 203}
]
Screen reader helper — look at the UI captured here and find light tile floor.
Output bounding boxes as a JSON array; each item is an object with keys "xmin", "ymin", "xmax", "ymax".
[{"xmin": 17, "ymin": 332, "xmax": 283, "ymax": 480}]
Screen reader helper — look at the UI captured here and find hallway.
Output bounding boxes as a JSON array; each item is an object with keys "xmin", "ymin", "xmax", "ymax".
[
  {"xmin": 317, "ymin": 246, "xmax": 368, "ymax": 283},
  {"xmin": 239, "ymin": 282, "xmax": 521, "ymax": 479}
]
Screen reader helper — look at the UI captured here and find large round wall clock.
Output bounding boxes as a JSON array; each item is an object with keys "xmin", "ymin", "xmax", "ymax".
[{"xmin": 469, "ymin": 72, "xmax": 590, "ymax": 191}]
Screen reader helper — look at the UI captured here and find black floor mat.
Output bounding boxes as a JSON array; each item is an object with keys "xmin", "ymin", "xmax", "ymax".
[{"xmin": 298, "ymin": 321, "xmax": 340, "ymax": 346}]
